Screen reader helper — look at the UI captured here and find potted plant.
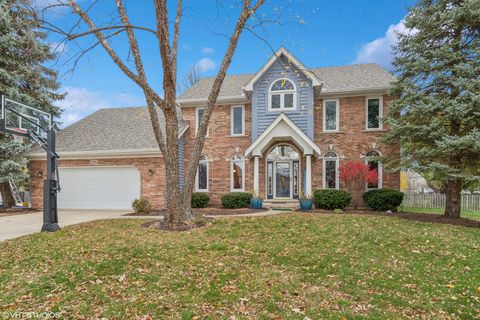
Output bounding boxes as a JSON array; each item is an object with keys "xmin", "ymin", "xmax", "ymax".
[
  {"xmin": 299, "ymin": 192, "xmax": 313, "ymax": 211},
  {"xmin": 250, "ymin": 190, "xmax": 263, "ymax": 209}
]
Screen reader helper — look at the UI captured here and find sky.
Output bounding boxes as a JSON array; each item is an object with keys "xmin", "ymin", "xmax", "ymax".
[{"xmin": 34, "ymin": 0, "xmax": 416, "ymax": 127}]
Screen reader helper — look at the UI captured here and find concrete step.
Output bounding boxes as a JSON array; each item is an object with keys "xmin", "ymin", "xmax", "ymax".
[{"xmin": 263, "ymin": 200, "xmax": 299, "ymax": 210}]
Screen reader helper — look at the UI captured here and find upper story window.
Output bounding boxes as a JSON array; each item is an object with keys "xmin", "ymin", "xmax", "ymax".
[
  {"xmin": 231, "ymin": 105, "xmax": 244, "ymax": 136},
  {"xmin": 323, "ymin": 99, "xmax": 339, "ymax": 132},
  {"xmin": 268, "ymin": 78, "xmax": 296, "ymax": 111},
  {"xmin": 366, "ymin": 97, "xmax": 383, "ymax": 130},
  {"xmin": 196, "ymin": 107, "xmax": 209, "ymax": 137}
]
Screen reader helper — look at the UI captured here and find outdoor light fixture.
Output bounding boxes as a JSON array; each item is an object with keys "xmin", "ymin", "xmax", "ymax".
[
  {"xmin": 37, "ymin": 169, "xmax": 43, "ymax": 177},
  {"xmin": 148, "ymin": 169, "xmax": 154, "ymax": 176}
]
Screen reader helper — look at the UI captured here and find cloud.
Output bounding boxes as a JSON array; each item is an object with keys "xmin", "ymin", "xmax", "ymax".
[
  {"xmin": 201, "ymin": 47, "xmax": 214, "ymax": 54},
  {"xmin": 353, "ymin": 19, "xmax": 410, "ymax": 69},
  {"xmin": 56, "ymin": 87, "xmax": 143, "ymax": 127},
  {"xmin": 195, "ymin": 57, "xmax": 217, "ymax": 72}
]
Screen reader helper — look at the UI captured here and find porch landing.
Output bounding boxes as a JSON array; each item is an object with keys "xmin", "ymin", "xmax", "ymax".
[{"xmin": 263, "ymin": 200, "xmax": 299, "ymax": 211}]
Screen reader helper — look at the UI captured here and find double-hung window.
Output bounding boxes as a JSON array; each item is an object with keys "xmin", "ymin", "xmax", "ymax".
[
  {"xmin": 269, "ymin": 78, "xmax": 296, "ymax": 111},
  {"xmin": 366, "ymin": 97, "xmax": 383, "ymax": 130},
  {"xmin": 231, "ymin": 105, "xmax": 244, "ymax": 136},
  {"xmin": 323, "ymin": 99, "xmax": 339, "ymax": 132}
]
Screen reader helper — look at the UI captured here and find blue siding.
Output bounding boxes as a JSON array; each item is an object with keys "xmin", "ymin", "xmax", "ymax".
[{"xmin": 252, "ymin": 55, "xmax": 314, "ymax": 140}]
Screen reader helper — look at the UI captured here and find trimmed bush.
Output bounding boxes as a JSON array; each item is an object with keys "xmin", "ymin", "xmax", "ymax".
[
  {"xmin": 131, "ymin": 198, "xmax": 152, "ymax": 214},
  {"xmin": 221, "ymin": 192, "xmax": 252, "ymax": 209},
  {"xmin": 313, "ymin": 189, "xmax": 352, "ymax": 210},
  {"xmin": 362, "ymin": 189, "xmax": 404, "ymax": 211},
  {"xmin": 191, "ymin": 192, "xmax": 210, "ymax": 208}
]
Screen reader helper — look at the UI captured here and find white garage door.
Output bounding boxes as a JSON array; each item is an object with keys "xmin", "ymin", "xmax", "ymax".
[{"xmin": 58, "ymin": 167, "xmax": 141, "ymax": 210}]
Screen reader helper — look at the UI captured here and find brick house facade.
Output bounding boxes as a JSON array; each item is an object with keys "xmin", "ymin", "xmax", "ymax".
[{"xmin": 28, "ymin": 47, "xmax": 399, "ymax": 210}]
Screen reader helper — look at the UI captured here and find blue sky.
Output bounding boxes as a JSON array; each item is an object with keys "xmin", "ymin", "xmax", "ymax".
[{"xmin": 35, "ymin": 0, "xmax": 416, "ymax": 126}]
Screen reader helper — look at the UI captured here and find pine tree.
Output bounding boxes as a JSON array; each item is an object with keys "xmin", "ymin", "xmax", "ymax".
[
  {"xmin": 0, "ymin": 0, "xmax": 63, "ymax": 208},
  {"xmin": 384, "ymin": 0, "xmax": 480, "ymax": 217}
]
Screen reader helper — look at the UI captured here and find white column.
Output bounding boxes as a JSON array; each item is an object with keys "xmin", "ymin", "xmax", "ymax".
[
  {"xmin": 253, "ymin": 156, "xmax": 259, "ymax": 195},
  {"xmin": 305, "ymin": 154, "xmax": 312, "ymax": 196}
]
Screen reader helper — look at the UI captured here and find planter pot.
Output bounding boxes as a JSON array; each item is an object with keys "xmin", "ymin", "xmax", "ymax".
[
  {"xmin": 299, "ymin": 199, "xmax": 313, "ymax": 211},
  {"xmin": 250, "ymin": 198, "xmax": 263, "ymax": 209}
]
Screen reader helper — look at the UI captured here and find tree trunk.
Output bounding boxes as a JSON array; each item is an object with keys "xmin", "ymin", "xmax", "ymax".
[
  {"xmin": 444, "ymin": 178, "xmax": 461, "ymax": 218},
  {"xmin": 0, "ymin": 181, "xmax": 15, "ymax": 209}
]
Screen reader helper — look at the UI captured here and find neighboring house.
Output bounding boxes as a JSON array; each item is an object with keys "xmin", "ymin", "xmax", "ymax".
[{"xmin": 27, "ymin": 47, "xmax": 400, "ymax": 210}]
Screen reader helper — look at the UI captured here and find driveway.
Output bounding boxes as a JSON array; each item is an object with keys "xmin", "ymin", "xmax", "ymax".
[{"xmin": 0, "ymin": 209, "xmax": 133, "ymax": 241}]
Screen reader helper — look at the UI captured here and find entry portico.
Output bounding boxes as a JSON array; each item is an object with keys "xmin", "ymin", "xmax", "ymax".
[{"xmin": 245, "ymin": 113, "xmax": 321, "ymax": 199}]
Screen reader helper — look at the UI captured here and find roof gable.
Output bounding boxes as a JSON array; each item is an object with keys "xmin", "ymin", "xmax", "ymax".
[{"xmin": 243, "ymin": 47, "xmax": 322, "ymax": 92}]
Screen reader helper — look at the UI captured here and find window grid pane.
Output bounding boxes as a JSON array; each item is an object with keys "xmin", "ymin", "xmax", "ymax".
[
  {"xmin": 267, "ymin": 162, "xmax": 273, "ymax": 195},
  {"xmin": 198, "ymin": 162, "xmax": 208, "ymax": 190},
  {"xmin": 232, "ymin": 161, "xmax": 243, "ymax": 190},
  {"xmin": 325, "ymin": 101, "xmax": 337, "ymax": 130},
  {"xmin": 325, "ymin": 160, "xmax": 337, "ymax": 189},
  {"xmin": 233, "ymin": 107, "xmax": 243, "ymax": 135},
  {"xmin": 271, "ymin": 94, "xmax": 281, "ymax": 109},
  {"xmin": 367, "ymin": 99, "xmax": 380, "ymax": 129},
  {"xmin": 284, "ymin": 94, "xmax": 294, "ymax": 109}
]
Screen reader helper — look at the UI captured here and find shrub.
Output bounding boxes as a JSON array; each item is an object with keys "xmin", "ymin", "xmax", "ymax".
[
  {"xmin": 191, "ymin": 192, "xmax": 210, "ymax": 208},
  {"xmin": 221, "ymin": 192, "xmax": 251, "ymax": 209},
  {"xmin": 362, "ymin": 189, "xmax": 404, "ymax": 211},
  {"xmin": 131, "ymin": 198, "xmax": 152, "ymax": 214},
  {"xmin": 313, "ymin": 189, "xmax": 352, "ymax": 210},
  {"xmin": 339, "ymin": 161, "xmax": 378, "ymax": 209},
  {"xmin": 334, "ymin": 208, "xmax": 343, "ymax": 214}
]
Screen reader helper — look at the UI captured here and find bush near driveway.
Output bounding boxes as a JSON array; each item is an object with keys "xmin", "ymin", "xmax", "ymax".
[
  {"xmin": 363, "ymin": 189, "xmax": 404, "ymax": 211},
  {"xmin": 313, "ymin": 189, "xmax": 352, "ymax": 210},
  {"xmin": 191, "ymin": 192, "xmax": 210, "ymax": 208},
  {"xmin": 131, "ymin": 198, "xmax": 152, "ymax": 214},
  {"xmin": 221, "ymin": 192, "xmax": 251, "ymax": 209}
]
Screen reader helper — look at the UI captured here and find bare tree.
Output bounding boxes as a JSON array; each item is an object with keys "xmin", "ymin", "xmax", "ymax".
[
  {"xmin": 180, "ymin": 64, "xmax": 201, "ymax": 93},
  {"xmin": 34, "ymin": 0, "xmax": 267, "ymax": 226}
]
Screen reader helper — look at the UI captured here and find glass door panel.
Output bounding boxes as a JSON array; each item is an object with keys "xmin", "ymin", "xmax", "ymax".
[{"xmin": 275, "ymin": 162, "xmax": 291, "ymax": 198}]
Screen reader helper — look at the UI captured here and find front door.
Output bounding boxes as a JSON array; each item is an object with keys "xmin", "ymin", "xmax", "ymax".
[{"xmin": 275, "ymin": 161, "xmax": 292, "ymax": 198}]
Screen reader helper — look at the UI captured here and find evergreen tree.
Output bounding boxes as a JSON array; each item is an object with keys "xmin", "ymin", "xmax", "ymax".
[
  {"xmin": 0, "ymin": 0, "xmax": 63, "ymax": 208},
  {"xmin": 384, "ymin": 0, "xmax": 480, "ymax": 217}
]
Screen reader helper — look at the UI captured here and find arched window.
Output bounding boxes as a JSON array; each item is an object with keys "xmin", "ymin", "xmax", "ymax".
[
  {"xmin": 267, "ymin": 145, "xmax": 299, "ymax": 161},
  {"xmin": 196, "ymin": 155, "xmax": 209, "ymax": 192},
  {"xmin": 323, "ymin": 151, "xmax": 339, "ymax": 189},
  {"xmin": 365, "ymin": 151, "xmax": 382, "ymax": 189},
  {"xmin": 269, "ymin": 78, "xmax": 296, "ymax": 111},
  {"xmin": 230, "ymin": 154, "xmax": 245, "ymax": 191}
]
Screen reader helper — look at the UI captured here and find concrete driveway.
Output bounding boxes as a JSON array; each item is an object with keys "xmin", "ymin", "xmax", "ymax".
[{"xmin": 0, "ymin": 209, "xmax": 132, "ymax": 241}]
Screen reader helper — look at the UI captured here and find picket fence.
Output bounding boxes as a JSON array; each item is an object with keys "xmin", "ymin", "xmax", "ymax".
[{"xmin": 402, "ymin": 192, "xmax": 480, "ymax": 211}]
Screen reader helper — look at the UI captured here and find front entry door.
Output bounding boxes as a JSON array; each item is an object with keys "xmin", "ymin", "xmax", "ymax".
[{"xmin": 275, "ymin": 162, "xmax": 292, "ymax": 198}]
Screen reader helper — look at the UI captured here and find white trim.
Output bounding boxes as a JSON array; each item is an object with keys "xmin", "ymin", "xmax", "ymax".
[
  {"xmin": 177, "ymin": 95, "xmax": 248, "ymax": 106},
  {"xmin": 195, "ymin": 156, "xmax": 209, "ymax": 192},
  {"xmin": 230, "ymin": 156, "xmax": 245, "ymax": 191},
  {"xmin": 196, "ymin": 106, "xmax": 209, "ymax": 137},
  {"xmin": 230, "ymin": 105, "xmax": 245, "ymax": 136},
  {"xmin": 243, "ymin": 47, "xmax": 322, "ymax": 92},
  {"xmin": 27, "ymin": 148, "xmax": 163, "ymax": 160},
  {"xmin": 268, "ymin": 78, "xmax": 297, "ymax": 112},
  {"xmin": 245, "ymin": 113, "xmax": 321, "ymax": 158},
  {"xmin": 323, "ymin": 99, "xmax": 340, "ymax": 132},
  {"xmin": 323, "ymin": 152, "xmax": 339, "ymax": 189},
  {"xmin": 365, "ymin": 96, "xmax": 383, "ymax": 130},
  {"xmin": 321, "ymin": 86, "xmax": 391, "ymax": 96}
]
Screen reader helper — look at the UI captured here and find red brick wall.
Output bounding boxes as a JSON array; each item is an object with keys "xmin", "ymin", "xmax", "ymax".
[
  {"xmin": 182, "ymin": 104, "xmax": 254, "ymax": 205},
  {"xmin": 29, "ymin": 157, "xmax": 165, "ymax": 209},
  {"xmin": 312, "ymin": 94, "xmax": 400, "ymax": 191}
]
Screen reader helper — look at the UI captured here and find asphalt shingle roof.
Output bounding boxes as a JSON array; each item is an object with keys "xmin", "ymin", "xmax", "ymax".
[
  {"xmin": 178, "ymin": 63, "xmax": 395, "ymax": 100},
  {"xmin": 30, "ymin": 107, "xmax": 187, "ymax": 153}
]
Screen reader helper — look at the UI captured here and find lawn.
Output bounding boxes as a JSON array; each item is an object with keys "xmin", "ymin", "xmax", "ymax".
[
  {"xmin": 403, "ymin": 206, "xmax": 480, "ymax": 221},
  {"xmin": 0, "ymin": 214, "xmax": 479, "ymax": 319}
]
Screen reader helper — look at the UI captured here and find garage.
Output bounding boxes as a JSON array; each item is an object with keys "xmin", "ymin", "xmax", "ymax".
[{"xmin": 57, "ymin": 167, "xmax": 141, "ymax": 210}]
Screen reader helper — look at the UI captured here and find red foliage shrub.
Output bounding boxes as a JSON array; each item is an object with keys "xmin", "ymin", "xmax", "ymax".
[{"xmin": 339, "ymin": 161, "xmax": 378, "ymax": 209}]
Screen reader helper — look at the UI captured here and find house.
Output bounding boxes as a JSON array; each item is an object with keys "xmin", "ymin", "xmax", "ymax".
[{"xmin": 27, "ymin": 47, "xmax": 400, "ymax": 210}]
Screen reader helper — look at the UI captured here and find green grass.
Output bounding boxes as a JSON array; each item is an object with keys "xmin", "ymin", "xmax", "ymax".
[
  {"xmin": 0, "ymin": 214, "xmax": 479, "ymax": 319},
  {"xmin": 403, "ymin": 206, "xmax": 480, "ymax": 220}
]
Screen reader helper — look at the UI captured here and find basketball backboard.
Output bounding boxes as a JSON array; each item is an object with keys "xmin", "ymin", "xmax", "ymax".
[{"xmin": 1, "ymin": 95, "xmax": 52, "ymax": 137}]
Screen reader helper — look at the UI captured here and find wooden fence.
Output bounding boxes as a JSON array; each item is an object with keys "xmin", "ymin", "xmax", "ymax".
[{"xmin": 402, "ymin": 192, "xmax": 480, "ymax": 211}]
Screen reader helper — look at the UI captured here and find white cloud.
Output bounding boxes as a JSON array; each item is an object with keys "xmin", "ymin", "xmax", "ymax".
[
  {"xmin": 353, "ymin": 19, "xmax": 410, "ymax": 69},
  {"xmin": 195, "ymin": 57, "xmax": 217, "ymax": 72},
  {"xmin": 56, "ymin": 87, "xmax": 143, "ymax": 127},
  {"xmin": 201, "ymin": 47, "xmax": 214, "ymax": 54}
]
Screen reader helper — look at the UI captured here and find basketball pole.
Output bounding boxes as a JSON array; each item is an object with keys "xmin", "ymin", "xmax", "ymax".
[{"xmin": 41, "ymin": 127, "xmax": 60, "ymax": 232}]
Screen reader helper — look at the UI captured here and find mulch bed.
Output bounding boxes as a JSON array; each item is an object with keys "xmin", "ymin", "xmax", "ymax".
[
  {"xmin": 125, "ymin": 207, "xmax": 268, "ymax": 217},
  {"xmin": 0, "ymin": 208, "xmax": 36, "ymax": 217},
  {"xmin": 304, "ymin": 209, "xmax": 480, "ymax": 228}
]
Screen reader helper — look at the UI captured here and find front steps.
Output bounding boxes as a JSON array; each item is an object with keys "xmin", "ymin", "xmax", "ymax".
[{"xmin": 263, "ymin": 200, "xmax": 299, "ymax": 211}]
